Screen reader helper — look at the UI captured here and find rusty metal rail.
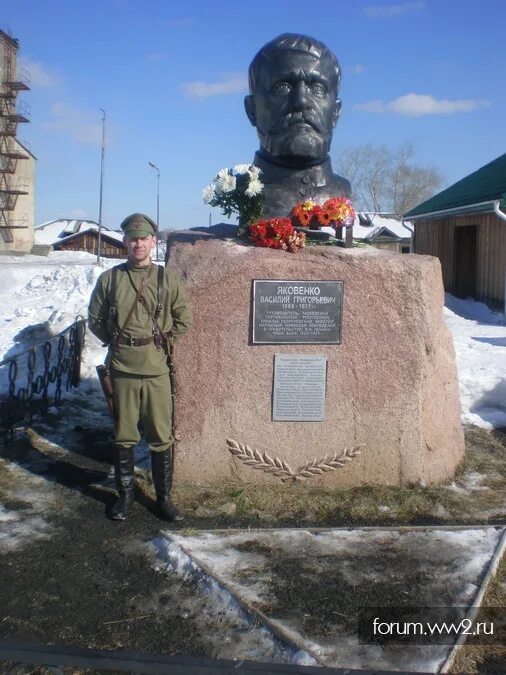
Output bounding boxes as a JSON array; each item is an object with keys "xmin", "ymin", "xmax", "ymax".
[{"xmin": 0, "ymin": 317, "xmax": 86, "ymax": 442}]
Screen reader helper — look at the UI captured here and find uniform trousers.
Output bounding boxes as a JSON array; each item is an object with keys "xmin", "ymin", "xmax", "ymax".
[{"xmin": 111, "ymin": 370, "xmax": 173, "ymax": 453}]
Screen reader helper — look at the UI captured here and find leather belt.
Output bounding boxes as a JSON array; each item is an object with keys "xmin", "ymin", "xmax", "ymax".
[{"xmin": 116, "ymin": 335, "xmax": 154, "ymax": 346}]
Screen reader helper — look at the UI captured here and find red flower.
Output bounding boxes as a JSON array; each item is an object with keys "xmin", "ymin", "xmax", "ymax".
[
  {"xmin": 248, "ymin": 217, "xmax": 304, "ymax": 252},
  {"xmin": 250, "ymin": 221, "xmax": 267, "ymax": 238}
]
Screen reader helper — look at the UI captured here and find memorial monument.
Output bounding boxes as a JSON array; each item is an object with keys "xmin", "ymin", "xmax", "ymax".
[{"xmin": 166, "ymin": 34, "xmax": 464, "ymax": 488}]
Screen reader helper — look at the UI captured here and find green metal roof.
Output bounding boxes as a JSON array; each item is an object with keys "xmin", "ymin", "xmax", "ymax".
[{"xmin": 405, "ymin": 153, "xmax": 506, "ymax": 218}]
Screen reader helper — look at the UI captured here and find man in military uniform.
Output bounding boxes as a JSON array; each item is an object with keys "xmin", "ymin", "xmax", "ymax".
[
  {"xmin": 244, "ymin": 33, "xmax": 351, "ymax": 218},
  {"xmin": 88, "ymin": 213, "xmax": 192, "ymax": 521}
]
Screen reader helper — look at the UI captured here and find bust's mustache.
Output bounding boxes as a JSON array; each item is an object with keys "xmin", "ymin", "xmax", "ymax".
[{"xmin": 273, "ymin": 111, "xmax": 323, "ymax": 134}]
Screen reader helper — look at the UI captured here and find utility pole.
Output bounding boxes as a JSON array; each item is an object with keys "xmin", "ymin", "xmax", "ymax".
[
  {"xmin": 97, "ymin": 108, "xmax": 106, "ymax": 264},
  {"xmin": 148, "ymin": 161, "xmax": 160, "ymax": 260}
]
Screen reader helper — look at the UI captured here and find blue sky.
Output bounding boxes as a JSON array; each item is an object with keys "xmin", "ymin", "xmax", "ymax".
[{"xmin": 2, "ymin": 0, "xmax": 505, "ymax": 230}]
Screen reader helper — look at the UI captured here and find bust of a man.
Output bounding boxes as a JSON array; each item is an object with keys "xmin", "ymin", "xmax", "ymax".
[{"xmin": 245, "ymin": 33, "xmax": 350, "ymax": 219}]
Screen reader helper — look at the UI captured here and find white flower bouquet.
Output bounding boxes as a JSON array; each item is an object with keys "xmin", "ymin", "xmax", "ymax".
[{"xmin": 202, "ymin": 164, "xmax": 264, "ymax": 236}]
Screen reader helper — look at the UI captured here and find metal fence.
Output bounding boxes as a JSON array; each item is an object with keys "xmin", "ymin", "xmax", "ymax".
[
  {"xmin": 0, "ymin": 639, "xmax": 381, "ymax": 674},
  {"xmin": 0, "ymin": 317, "xmax": 86, "ymax": 442}
]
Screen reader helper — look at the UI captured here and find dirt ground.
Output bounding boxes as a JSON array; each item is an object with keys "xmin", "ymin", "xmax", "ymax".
[
  {"xmin": 0, "ymin": 441, "xmax": 211, "ymax": 660},
  {"xmin": 0, "ymin": 416, "xmax": 504, "ymax": 674}
]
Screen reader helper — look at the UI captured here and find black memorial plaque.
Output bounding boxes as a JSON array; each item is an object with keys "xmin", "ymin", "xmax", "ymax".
[
  {"xmin": 252, "ymin": 280, "xmax": 343, "ymax": 344},
  {"xmin": 272, "ymin": 354, "xmax": 327, "ymax": 421}
]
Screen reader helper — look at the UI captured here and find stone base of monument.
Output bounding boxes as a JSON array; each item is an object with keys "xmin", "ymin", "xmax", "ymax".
[{"xmin": 167, "ymin": 226, "xmax": 464, "ymax": 487}]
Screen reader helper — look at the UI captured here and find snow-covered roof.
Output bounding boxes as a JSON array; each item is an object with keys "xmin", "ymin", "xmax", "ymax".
[
  {"xmin": 34, "ymin": 219, "xmax": 124, "ymax": 245},
  {"xmin": 52, "ymin": 229, "xmax": 126, "ymax": 248},
  {"xmin": 353, "ymin": 212, "xmax": 413, "ymax": 241}
]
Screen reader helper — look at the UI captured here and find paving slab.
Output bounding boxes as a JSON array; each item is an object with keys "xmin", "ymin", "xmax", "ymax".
[{"xmin": 156, "ymin": 527, "xmax": 505, "ymax": 674}]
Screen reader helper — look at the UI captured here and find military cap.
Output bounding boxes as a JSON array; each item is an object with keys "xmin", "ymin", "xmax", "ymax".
[{"xmin": 120, "ymin": 213, "xmax": 156, "ymax": 238}]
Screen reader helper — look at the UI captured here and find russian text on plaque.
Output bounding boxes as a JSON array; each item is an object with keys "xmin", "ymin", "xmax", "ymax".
[
  {"xmin": 252, "ymin": 280, "xmax": 343, "ymax": 344},
  {"xmin": 272, "ymin": 354, "xmax": 327, "ymax": 421}
]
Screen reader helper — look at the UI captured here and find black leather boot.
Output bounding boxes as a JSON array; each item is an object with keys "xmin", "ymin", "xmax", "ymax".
[
  {"xmin": 110, "ymin": 446, "xmax": 135, "ymax": 520},
  {"xmin": 151, "ymin": 448, "xmax": 183, "ymax": 522}
]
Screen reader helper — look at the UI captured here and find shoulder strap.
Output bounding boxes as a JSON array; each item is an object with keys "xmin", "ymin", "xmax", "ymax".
[
  {"xmin": 152, "ymin": 265, "xmax": 171, "ymax": 349},
  {"xmin": 154, "ymin": 264, "xmax": 164, "ymax": 321},
  {"xmin": 108, "ymin": 265, "xmax": 119, "ymax": 316},
  {"xmin": 111, "ymin": 266, "xmax": 118, "ymax": 301}
]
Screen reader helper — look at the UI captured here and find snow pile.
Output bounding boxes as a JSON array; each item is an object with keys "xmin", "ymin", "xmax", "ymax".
[
  {"xmin": 0, "ymin": 252, "xmax": 116, "ymax": 375},
  {"xmin": 444, "ymin": 294, "xmax": 506, "ymax": 428}
]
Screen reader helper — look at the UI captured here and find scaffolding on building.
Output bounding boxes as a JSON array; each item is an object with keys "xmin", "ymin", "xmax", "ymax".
[{"xmin": 0, "ymin": 29, "xmax": 30, "ymax": 243}]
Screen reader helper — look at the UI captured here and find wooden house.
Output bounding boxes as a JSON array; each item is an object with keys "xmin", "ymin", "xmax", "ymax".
[
  {"xmin": 405, "ymin": 154, "xmax": 506, "ymax": 310},
  {"xmin": 35, "ymin": 219, "xmax": 127, "ymax": 258},
  {"xmin": 53, "ymin": 228, "xmax": 127, "ymax": 258}
]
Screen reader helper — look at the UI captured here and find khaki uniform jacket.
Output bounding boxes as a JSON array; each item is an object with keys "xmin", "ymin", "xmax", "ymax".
[{"xmin": 88, "ymin": 262, "xmax": 192, "ymax": 376}]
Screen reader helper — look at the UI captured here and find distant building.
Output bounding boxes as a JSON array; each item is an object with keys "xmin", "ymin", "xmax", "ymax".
[
  {"xmin": 0, "ymin": 29, "xmax": 33, "ymax": 253},
  {"xmin": 35, "ymin": 219, "xmax": 127, "ymax": 258},
  {"xmin": 406, "ymin": 153, "xmax": 506, "ymax": 310},
  {"xmin": 353, "ymin": 212, "xmax": 413, "ymax": 253}
]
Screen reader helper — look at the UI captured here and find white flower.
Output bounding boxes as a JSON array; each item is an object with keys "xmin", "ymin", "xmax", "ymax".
[
  {"xmin": 202, "ymin": 184, "xmax": 215, "ymax": 204},
  {"xmin": 216, "ymin": 172, "xmax": 236, "ymax": 194},
  {"xmin": 248, "ymin": 165, "xmax": 261, "ymax": 178},
  {"xmin": 216, "ymin": 168, "xmax": 230, "ymax": 180},
  {"xmin": 233, "ymin": 163, "xmax": 251, "ymax": 175},
  {"xmin": 245, "ymin": 177, "xmax": 263, "ymax": 197}
]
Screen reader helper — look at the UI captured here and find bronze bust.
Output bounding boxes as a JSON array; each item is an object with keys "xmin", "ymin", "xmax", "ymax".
[{"xmin": 245, "ymin": 33, "xmax": 351, "ymax": 219}]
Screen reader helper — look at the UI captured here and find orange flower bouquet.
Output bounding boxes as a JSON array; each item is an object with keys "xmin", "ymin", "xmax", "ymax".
[{"xmin": 291, "ymin": 197, "xmax": 355, "ymax": 231}]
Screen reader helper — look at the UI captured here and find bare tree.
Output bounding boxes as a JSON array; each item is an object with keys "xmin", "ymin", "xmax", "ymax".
[{"xmin": 335, "ymin": 143, "xmax": 443, "ymax": 215}]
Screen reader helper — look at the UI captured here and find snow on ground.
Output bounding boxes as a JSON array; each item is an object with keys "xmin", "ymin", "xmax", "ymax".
[
  {"xmin": 444, "ymin": 294, "xmax": 506, "ymax": 428},
  {"xmin": 0, "ymin": 251, "xmax": 116, "ymax": 382},
  {"xmin": 1, "ymin": 249, "xmax": 505, "ymax": 429},
  {"xmin": 0, "ymin": 452, "xmax": 71, "ymax": 551},
  {"xmin": 157, "ymin": 527, "xmax": 505, "ymax": 673},
  {"xmin": 149, "ymin": 536, "xmax": 316, "ymax": 667}
]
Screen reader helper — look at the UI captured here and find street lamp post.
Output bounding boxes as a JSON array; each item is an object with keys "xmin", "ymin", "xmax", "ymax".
[
  {"xmin": 148, "ymin": 161, "xmax": 160, "ymax": 261},
  {"xmin": 97, "ymin": 108, "xmax": 106, "ymax": 264}
]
